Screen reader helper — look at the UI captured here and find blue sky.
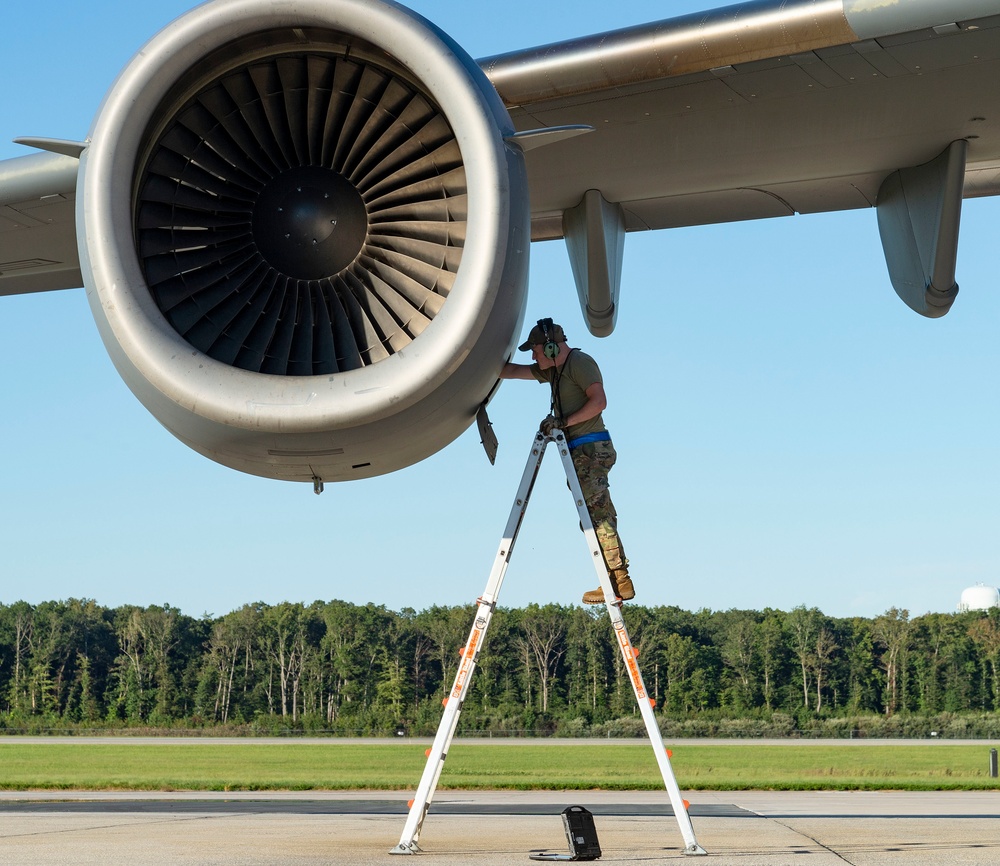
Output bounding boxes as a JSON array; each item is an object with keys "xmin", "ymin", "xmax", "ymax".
[{"xmin": 3, "ymin": 0, "xmax": 998, "ymax": 620}]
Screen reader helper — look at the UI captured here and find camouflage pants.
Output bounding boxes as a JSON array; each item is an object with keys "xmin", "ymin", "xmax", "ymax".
[{"xmin": 570, "ymin": 439, "xmax": 627, "ymax": 573}]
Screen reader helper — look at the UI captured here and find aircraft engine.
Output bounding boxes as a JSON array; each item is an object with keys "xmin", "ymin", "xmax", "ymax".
[{"xmin": 77, "ymin": 0, "xmax": 529, "ymax": 483}]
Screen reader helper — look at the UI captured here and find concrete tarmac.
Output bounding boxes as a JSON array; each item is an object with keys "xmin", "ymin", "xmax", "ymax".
[{"xmin": 2, "ymin": 790, "xmax": 999, "ymax": 865}]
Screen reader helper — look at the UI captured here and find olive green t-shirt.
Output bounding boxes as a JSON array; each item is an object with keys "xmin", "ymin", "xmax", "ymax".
[{"xmin": 530, "ymin": 349, "xmax": 606, "ymax": 439}]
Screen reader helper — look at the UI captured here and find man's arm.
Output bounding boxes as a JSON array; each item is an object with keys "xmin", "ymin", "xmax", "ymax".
[
  {"xmin": 501, "ymin": 362, "xmax": 535, "ymax": 380},
  {"xmin": 563, "ymin": 382, "xmax": 607, "ymax": 428}
]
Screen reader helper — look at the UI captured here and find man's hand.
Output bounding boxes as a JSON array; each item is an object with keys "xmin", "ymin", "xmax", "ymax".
[{"xmin": 539, "ymin": 414, "xmax": 560, "ymax": 437}]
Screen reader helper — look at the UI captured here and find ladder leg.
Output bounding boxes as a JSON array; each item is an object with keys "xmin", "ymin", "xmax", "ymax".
[
  {"xmin": 553, "ymin": 431, "xmax": 708, "ymax": 856},
  {"xmin": 606, "ymin": 608, "xmax": 706, "ymax": 855},
  {"xmin": 390, "ymin": 595, "xmax": 494, "ymax": 854},
  {"xmin": 391, "ymin": 433, "xmax": 550, "ymax": 854}
]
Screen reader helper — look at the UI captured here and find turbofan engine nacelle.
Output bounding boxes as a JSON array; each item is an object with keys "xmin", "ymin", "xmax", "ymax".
[{"xmin": 78, "ymin": 0, "xmax": 529, "ymax": 483}]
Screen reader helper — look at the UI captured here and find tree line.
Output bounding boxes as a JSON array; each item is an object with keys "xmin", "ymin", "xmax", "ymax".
[{"xmin": 2, "ymin": 598, "xmax": 999, "ymax": 737}]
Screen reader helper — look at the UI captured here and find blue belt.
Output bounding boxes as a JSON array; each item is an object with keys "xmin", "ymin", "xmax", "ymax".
[{"xmin": 567, "ymin": 431, "xmax": 611, "ymax": 450}]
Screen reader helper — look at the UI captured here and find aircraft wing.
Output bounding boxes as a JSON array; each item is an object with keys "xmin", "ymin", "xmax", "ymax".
[
  {"xmin": 4, "ymin": 0, "xmax": 1000, "ymax": 297},
  {"xmin": 0, "ymin": 151, "xmax": 81, "ymax": 296},
  {"xmin": 480, "ymin": 0, "xmax": 1000, "ymax": 241}
]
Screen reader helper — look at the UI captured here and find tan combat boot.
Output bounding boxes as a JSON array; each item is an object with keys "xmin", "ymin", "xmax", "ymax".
[{"xmin": 581, "ymin": 569, "xmax": 634, "ymax": 604}]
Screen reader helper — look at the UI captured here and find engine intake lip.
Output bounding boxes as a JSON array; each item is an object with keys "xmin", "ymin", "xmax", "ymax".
[{"xmin": 81, "ymin": 0, "xmax": 522, "ymax": 433}]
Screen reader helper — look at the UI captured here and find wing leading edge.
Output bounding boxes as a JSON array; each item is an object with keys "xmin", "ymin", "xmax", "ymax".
[{"xmin": 482, "ymin": 0, "xmax": 1000, "ymax": 239}]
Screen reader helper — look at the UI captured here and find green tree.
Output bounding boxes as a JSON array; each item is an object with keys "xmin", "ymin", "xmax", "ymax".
[
  {"xmin": 872, "ymin": 608, "xmax": 911, "ymax": 716},
  {"xmin": 754, "ymin": 612, "xmax": 786, "ymax": 711},
  {"xmin": 719, "ymin": 611, "xmax": 759, "ymax": 710},
  {"xmin": 515, "ymin": 604, "xmax": 568, "ymax": 713},
  {"xmin": 786, "ymin": 606, "xmax": 822, "ymax": 711},
  {"xmin": 967, "ymin": 612, "xmax": 1000, "ymax": 710}
]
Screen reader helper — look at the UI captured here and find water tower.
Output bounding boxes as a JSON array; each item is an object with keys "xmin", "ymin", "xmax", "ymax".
[{"xmin": 958, "ymin": 584, "xmax": 1000, "ymax": 612}]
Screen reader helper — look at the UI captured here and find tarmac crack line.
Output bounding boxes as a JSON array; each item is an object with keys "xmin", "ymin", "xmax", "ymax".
[
  {"xmin": 0, "ymin": 810, "xmax": 248, "ymax": 841},
  {"xmin": 767, "ymin": 818, "xmax": 857, "ymax": 865}
]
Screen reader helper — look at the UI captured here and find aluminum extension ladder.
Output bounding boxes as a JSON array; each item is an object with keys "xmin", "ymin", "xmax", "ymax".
[{"xmin": 390, "ymin": 427, "xmax": 707, "ymax": 856}]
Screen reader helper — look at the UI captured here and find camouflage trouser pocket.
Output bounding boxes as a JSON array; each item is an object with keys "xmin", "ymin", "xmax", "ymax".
[
  {"xmin": 572, "ymin": 439, "xmax": 616, "ymax": 469},
  {"xmin": 571, "ymin": 441, "xmax": 617, "ymax": 500}
]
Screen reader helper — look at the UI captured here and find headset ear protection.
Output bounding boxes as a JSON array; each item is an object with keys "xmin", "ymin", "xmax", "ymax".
[{"xmin": 538, "ymin": 317, "xmax": 559, "ymax": 360}]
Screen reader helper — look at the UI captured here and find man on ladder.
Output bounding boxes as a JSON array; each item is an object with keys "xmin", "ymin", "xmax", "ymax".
[{"xmin": 501, "ymin": 317, "xmax": 634, "ymax": 604}]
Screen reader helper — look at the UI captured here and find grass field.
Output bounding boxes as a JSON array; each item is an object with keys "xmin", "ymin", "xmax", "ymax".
[{"xmin": 0, "ymin": 741, "xmax": 998, "ymax": 791}]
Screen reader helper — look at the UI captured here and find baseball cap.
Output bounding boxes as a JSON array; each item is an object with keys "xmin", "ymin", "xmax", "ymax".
[{"xmin": 518, "ymin": 321, "xmax": 565, "ymax": 352}]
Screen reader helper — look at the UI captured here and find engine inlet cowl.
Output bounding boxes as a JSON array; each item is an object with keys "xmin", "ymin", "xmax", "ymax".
[
  {"xmin": 79, "ymin": 0, "xmax": 529, "ymax": 483},
  {"xmin": 136, "ymin": 48, "xmax": 467, "ymax": 377}
]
